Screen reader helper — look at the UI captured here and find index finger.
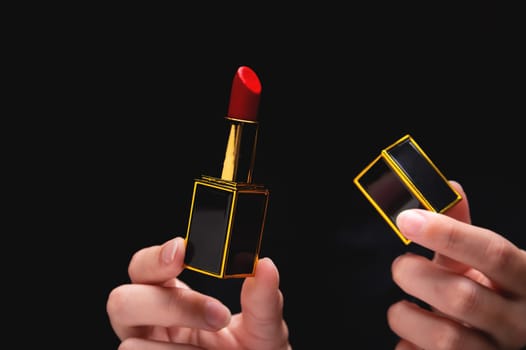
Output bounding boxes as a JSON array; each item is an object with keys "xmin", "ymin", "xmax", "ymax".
[
  {"xmin": 396, "ymin": 209, "xmax": 526, "ymax": 296},
  {"xmin": 128, "ymin": 236, "xmax": 187, "ymax": 284}
]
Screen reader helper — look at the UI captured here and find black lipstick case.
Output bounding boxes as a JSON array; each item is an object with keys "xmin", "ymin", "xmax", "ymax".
[
  {"xmin": 184, "ymin": 119, "xmax": 269, "ymax": 278},
  {"xmin": 354, "ymin": 134, "xmax": 462, "ymax": 244}
]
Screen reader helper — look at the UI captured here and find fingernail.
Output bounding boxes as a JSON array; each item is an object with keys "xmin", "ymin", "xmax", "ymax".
[
  {"xmin": 396, "ymin": 209, "xmax": 426, "ymax": 239},
  {"xmin": 204, "ymin": 300, "xmax": 230, "ymax": 329},
  {"xmin": 161, "ymin": 238, "xmax": 178, "ymax": 264}
]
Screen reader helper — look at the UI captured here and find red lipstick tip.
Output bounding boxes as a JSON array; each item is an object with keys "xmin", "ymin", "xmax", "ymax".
[{"xmin": 227, "ymin": 66, "xmax": 262, "ymax": 122}]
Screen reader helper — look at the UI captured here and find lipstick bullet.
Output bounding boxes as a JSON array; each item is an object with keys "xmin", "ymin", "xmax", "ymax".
[{"xmin": 183, "ymin": 66, "xmax": 269, "ymax": 279}]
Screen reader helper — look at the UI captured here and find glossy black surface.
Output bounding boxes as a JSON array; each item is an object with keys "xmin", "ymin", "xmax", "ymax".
[
  {"xmin": 185, "ymin": 180, "xmax": 269, "ymax": 277},
  {"xmin": 388, "ymin": 138, "xmax": 459, "ymax": 212},
  {"xmin": 185, "ymin": 184, "xmax": 232, "ymax": 275},
  {"xmin": 225, "ymin": 192, "xmax": 268, "ymax": 275},
  {"xmin": 360, "ymin": 158, "xmax": 422, "ymax": 226}
]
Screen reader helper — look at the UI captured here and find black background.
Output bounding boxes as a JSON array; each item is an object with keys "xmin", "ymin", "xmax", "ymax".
[{"xmin": 12, "ymin": 2, "xmax": 525, "ymax": 348}]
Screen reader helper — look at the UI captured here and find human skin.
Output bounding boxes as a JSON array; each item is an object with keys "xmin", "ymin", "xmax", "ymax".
[
  {"xmin": 106, "ymin": 237, "xmax": 291, "ymax": 350},
  {"xmin": 388, "ymin": 181, "xmax": 526, "ymax": 350}
]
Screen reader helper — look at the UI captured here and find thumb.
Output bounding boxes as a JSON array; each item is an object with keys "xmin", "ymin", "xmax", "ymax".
[{"xmin": 240, "ymin": 257, "xmax": 288, "ymax": 344}]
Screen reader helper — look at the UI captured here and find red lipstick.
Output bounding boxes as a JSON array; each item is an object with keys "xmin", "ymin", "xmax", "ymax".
[
  {"xmin": 184, "ymin": 66, "xmax": 269, "ymax": 279},
  {"xmin": 227, "ymin": 66, "xmax": 261, "ymax": 122},
  {"xmin": 221, "ymin": 66, "xmax": 262, "ymax": 183}
]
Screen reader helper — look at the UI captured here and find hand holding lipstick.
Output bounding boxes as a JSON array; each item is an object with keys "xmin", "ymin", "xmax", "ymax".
[
  {"xmin": 106, "ymin": 236, "xmax": 291, "ymax": 350},
  {"xmin": 184, "ymin": 65, "xmax": 269, "ymax": 279},
  {"xmin": 388, "ymin": 181, "xmax": 526, "ymax": 350}
]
